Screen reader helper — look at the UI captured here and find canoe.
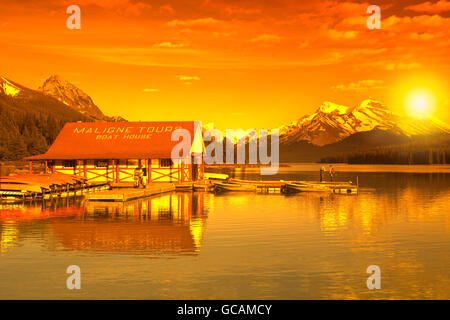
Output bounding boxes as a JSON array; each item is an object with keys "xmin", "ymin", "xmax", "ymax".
[
  {"xmin": 193, "ymin": 182, "xmax": 215, "ymax": 191},
  {"xmin": 204, "ymin": 173, "xmax": 229, "ymax": 180},
  {"xmin": 228, "ymin": 178, "xmax": 286, "ymax": 187},
  {"xmin": 283, "ymin": 182, "xmax": 358, "ymax": 194},
  {"xmin": 0, "ymin": 181, "xmax": 47, "ymax": 193},
  {"xmin": 214, "ymin": 182, "xmax": 257, "ymax": 192},
  {"xmin": 294, "ymin": 181, "xmax": 355, "ymax": 188},
  {"xmin": 283, "ymin": 183, "xmax": 332, "ymax": 193},
  {"xmin": 297, "ymin": 180, "xmax": 355, "ymax": 185},
  {"xmin": 175, "ymin": 182, "xmax": 194, "ymax": 191}
]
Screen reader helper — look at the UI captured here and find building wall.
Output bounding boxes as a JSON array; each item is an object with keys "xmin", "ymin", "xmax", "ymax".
[{"xmin": 51, "ymin": 158, "xmax": 202, "ymax": 183}]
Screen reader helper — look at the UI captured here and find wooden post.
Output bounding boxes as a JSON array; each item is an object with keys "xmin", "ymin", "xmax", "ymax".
[
  {"xmin": 149, "ymin": 159, "xmax": 152, "ymax": 183},
  {"xmin": 357, "ymin": 176, "xmax": 359, "ymax": 194},
  {"xmin": 44, "ymin": 161, "xmax": 48, "ymax": 174},
  {"xmin": 116, "ymin": 160, "xmax": 120, "ymax": 183},
  {"xmin": 29, "ymin": 161, "xmax": 32, "ymax": 174},
  {"xmin": 112, "ymin": 160, "xmax": 115, "ymax": 183}
]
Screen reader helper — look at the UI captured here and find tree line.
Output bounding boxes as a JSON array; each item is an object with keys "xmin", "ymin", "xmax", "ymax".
[
  {"xmin": 0, "ymin": 106, "xmax": 70, "ymax": 160},
  {"xmin": 320, "ymin": 135, "xmax": 450, "ymax": 164}
]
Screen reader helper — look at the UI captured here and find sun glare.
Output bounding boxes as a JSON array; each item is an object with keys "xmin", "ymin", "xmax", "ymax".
[{"xmin": 404, "ymin": 88, "xmax": 436, "ymax": 119}]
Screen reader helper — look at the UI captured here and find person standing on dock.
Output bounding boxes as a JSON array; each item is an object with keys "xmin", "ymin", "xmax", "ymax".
[
  {"xmin": 134, "ymin": 167, "xmax": 143, "ymax": 188},
  {"xmin": 320, "ymin": 166, "xmax": 326, "ymax": 182},
  {"xmin": 329, "ymin": 165, "xmax": 335, "ymax": 182},
  {"xmin": 141, "ymin": 167, "xmax": 147, "ymax": 188}
]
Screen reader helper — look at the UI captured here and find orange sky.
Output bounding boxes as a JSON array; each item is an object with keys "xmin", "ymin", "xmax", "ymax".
[{"xmin": 1, "ymin": 0, "xmax": 450, "ymax": 128}]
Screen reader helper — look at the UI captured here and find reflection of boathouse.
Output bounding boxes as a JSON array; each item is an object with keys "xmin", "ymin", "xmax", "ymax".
[
  {"xmin": 25, "ymin": 121, "xmax": 204, "ymax": 184},
  {"xmin": 50, "ymin": 193, "xmax": 207, "ymax": 255}
]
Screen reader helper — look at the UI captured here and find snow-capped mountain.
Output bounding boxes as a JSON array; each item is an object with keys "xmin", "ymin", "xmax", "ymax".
[
  {"xmin": 39, "ymin": 75, "xmax": 104, "ymax": 119},
  {"xmin": 279, "ymin": 99, "xmax": 450, "ymax": 146},
  {"xmin": 0, "ymin": 76, "xmax": 21, "ymax": 97},
  {"xmin": 39, "ymin": 75, "xmax": 125, "ymax": 122}
]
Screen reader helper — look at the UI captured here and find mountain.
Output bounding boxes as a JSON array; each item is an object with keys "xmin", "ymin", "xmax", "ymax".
[
  {"xmin": 0, "ymin": 76, "xmax": 91, "ymax": 121},
  {"xmin": 279, "ymin": 99, "xmax": 450, "ymax": 147},
  {"xmin": 0, "ymin": 75, "xmax": 126, "ymax": 160},
  {"xmin": 39, "ymin": 75, "xmax": 125, "ymax": 122},
  {"xmin": 0, "ymin": 76, "xmax": 21, "ymax": 97},
  {"xmin": 0, "ymin": 75, "xmax": 96, "ymax": 160},
  {"xmin": 277, "ymin": 99, "xmax": 450, "ymax": 162}
]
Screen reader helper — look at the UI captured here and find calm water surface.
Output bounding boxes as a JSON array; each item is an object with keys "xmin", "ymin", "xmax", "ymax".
[{"xmin": 1, "ymin": 164, "xmax": 449, "ymax": 299}]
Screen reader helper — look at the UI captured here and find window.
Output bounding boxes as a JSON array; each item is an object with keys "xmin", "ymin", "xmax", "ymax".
[
  {"xmin": 63, "ymin": 160, "xmax": 76, "ymax": 168},
  {"xmin": 127, "ymin": 159, "xmax": 139, "ymax": 167},
  {"xmin": 95, "ymin": 160, "xmax": 108, "ymax": 168},
  {"xmin": 159, "ymin": 159, "xmax": 172, "ymax": 167}
]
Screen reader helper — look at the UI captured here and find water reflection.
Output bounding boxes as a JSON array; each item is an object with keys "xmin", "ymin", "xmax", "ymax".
[
  {"xmin": 0, "ymin": 222, "xmax": 18, "ymax": 253},
  {"xmin": 0, "ymin": 192, "xmax": 208, "ymax": 256},
  {"xmin": 1, "ymin": 168, "xmax": 450, "ymax": 299}
]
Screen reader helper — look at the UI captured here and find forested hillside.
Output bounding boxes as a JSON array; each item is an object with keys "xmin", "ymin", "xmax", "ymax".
[
  {"xmin": 0, "ymin": 91, "xmax": 90, "ymax": 160},
  {"xmin": 321, "ymin": 135, "xmax": 450, "ymax": 164}
]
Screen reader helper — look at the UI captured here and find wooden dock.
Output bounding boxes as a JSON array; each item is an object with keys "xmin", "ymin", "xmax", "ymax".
[
  {"xmin": 1, "ymin": 182, "xmax": 110, "ymax": 203},
  {"xmin": 85, "ymin": 183, "xmax": 175, "ymax": 202}
]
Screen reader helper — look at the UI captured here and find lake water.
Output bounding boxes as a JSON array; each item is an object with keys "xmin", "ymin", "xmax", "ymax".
[{"xmin": 1, "ymin": 164, "xmax": 449, "ymax": 299}]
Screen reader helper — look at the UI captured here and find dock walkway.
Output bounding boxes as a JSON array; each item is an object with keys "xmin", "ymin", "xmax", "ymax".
[{"xmin": 85, "ymin": 183, "xmax": 175, "ymax": 202}]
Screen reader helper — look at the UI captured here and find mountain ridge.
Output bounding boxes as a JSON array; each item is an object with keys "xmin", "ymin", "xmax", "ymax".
[
  {"xmin": 38, "ymin": 75, "xmax": 126, "ymax": 122},
  {"xmin": 278, "ymin": 99, "xmax": 450, "ymax": 147}
]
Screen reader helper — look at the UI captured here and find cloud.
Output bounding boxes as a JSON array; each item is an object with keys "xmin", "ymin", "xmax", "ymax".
[
  {"xmin": 408, "ymin": 32, "xmax": 435, "ymax": 40},
  {"xmin": 143, "ymin": 88, "xmax": 159, "ymax": 93},
  {"xmin": 384, "ymin": 14, "xmax": 450, "ymax": 31},
  {"xmin": 405, "ymin": 0, "xmax": 450, "ymax": 13},
  {"xmin": 328, "ymin": 29, "xmax": 358, "ymax": 40},
  {"xmin": 74, "ymin": 0, "xmax": 151, "ymax": 16},
  {"xmin": 332, "ymin": 80, "xmax": 387, "ymax": 91},
  {"xmin": 223, "ymin": 6, "xmax": 261, "ymax": 16},
  {"xmin": 250, "ymin": 34, "xmax": 282, "ymax": 43},
  {"xmin": 153, "ymin": 42, "xmax": 185, "ymax": 48},
  {"xmin": 176, "ymin": 75, "xmax": 200, "ymax": 85},
  {"xmin": 176, "ymin": 75, "xmax": 200, "ymax": 81},
  {"xmin": 385, "ymin": 62, "xmax": 422, "ymax": 70},
  {"xmin": 159, "ymin": 4, "xmax": 175, "ymax": 14},
  {"xmin": 166, "ymin": 18, "xmax": 219, "ymax": 28}
]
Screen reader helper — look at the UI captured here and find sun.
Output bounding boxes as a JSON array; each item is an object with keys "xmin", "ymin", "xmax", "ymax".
[{"xmin": 404, "ymin": 88, "xmax": 436, "ymax": 119}]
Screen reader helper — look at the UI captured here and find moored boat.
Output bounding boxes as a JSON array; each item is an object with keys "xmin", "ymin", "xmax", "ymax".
[
  {"xmin": 214, "ymin": 182, "xmax": 257, "ymax": 192},
  {"xmin": 193, "ymin": 181, "xmax": 215, "ymax": 191},
  {"xmin": 283, "ymin": 182, "xmax": 358, "ymax": 194},
  {"xmin": 283, "ymin": 183, "xmax": 332, "ymax": 193},
  {"xmin": 228, "ymin": 178, "xmax": 286, "ymax": 187},
  {"xmin": 175, "ymin": 182, "xmax": 194, "ymax": 191}
]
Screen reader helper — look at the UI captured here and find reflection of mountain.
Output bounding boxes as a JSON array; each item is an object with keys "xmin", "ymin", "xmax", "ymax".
[
  {"xmin": 0, "ymin": 222, "xmax": 19, "ymax": 252},
  {"xmin": 313, "ymin": 173, "xmax": 450, "ymax": 235},
  {"xmin": 50, "ymin": 193, "xmax": 207, "ymax": 255}
]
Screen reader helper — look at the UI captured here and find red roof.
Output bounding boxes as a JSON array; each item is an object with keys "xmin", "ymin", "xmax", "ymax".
[{"xmin": 25, "ymin": 121, "xmax": 202, "ymax": 160}]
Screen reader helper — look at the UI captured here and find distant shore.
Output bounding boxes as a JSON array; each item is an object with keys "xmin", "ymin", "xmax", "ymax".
[
  {"xmin": 2, "ymin": 160, "xmax": 450, "ymax": 177},
  {"xmin": 204, "ymin": 163, "xmax": 291, "ymax": 168}
]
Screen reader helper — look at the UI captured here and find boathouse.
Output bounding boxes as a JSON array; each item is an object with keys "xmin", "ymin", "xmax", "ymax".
[{"xmin": 25, "ymin": 121, "xmax": 204, "ymax": 184}]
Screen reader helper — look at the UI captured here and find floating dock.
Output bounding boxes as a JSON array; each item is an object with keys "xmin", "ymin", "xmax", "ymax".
[
  {"xmin": 85, "ymin": 183, "xmax": 175, "ymax": 202},
  {"xmin": 1, "ymin": 171, "xmax": 359, "ymax": 204},
  {"xmin": 218, "ymin": 178, "xmax": 359, "ymax": 194}
]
